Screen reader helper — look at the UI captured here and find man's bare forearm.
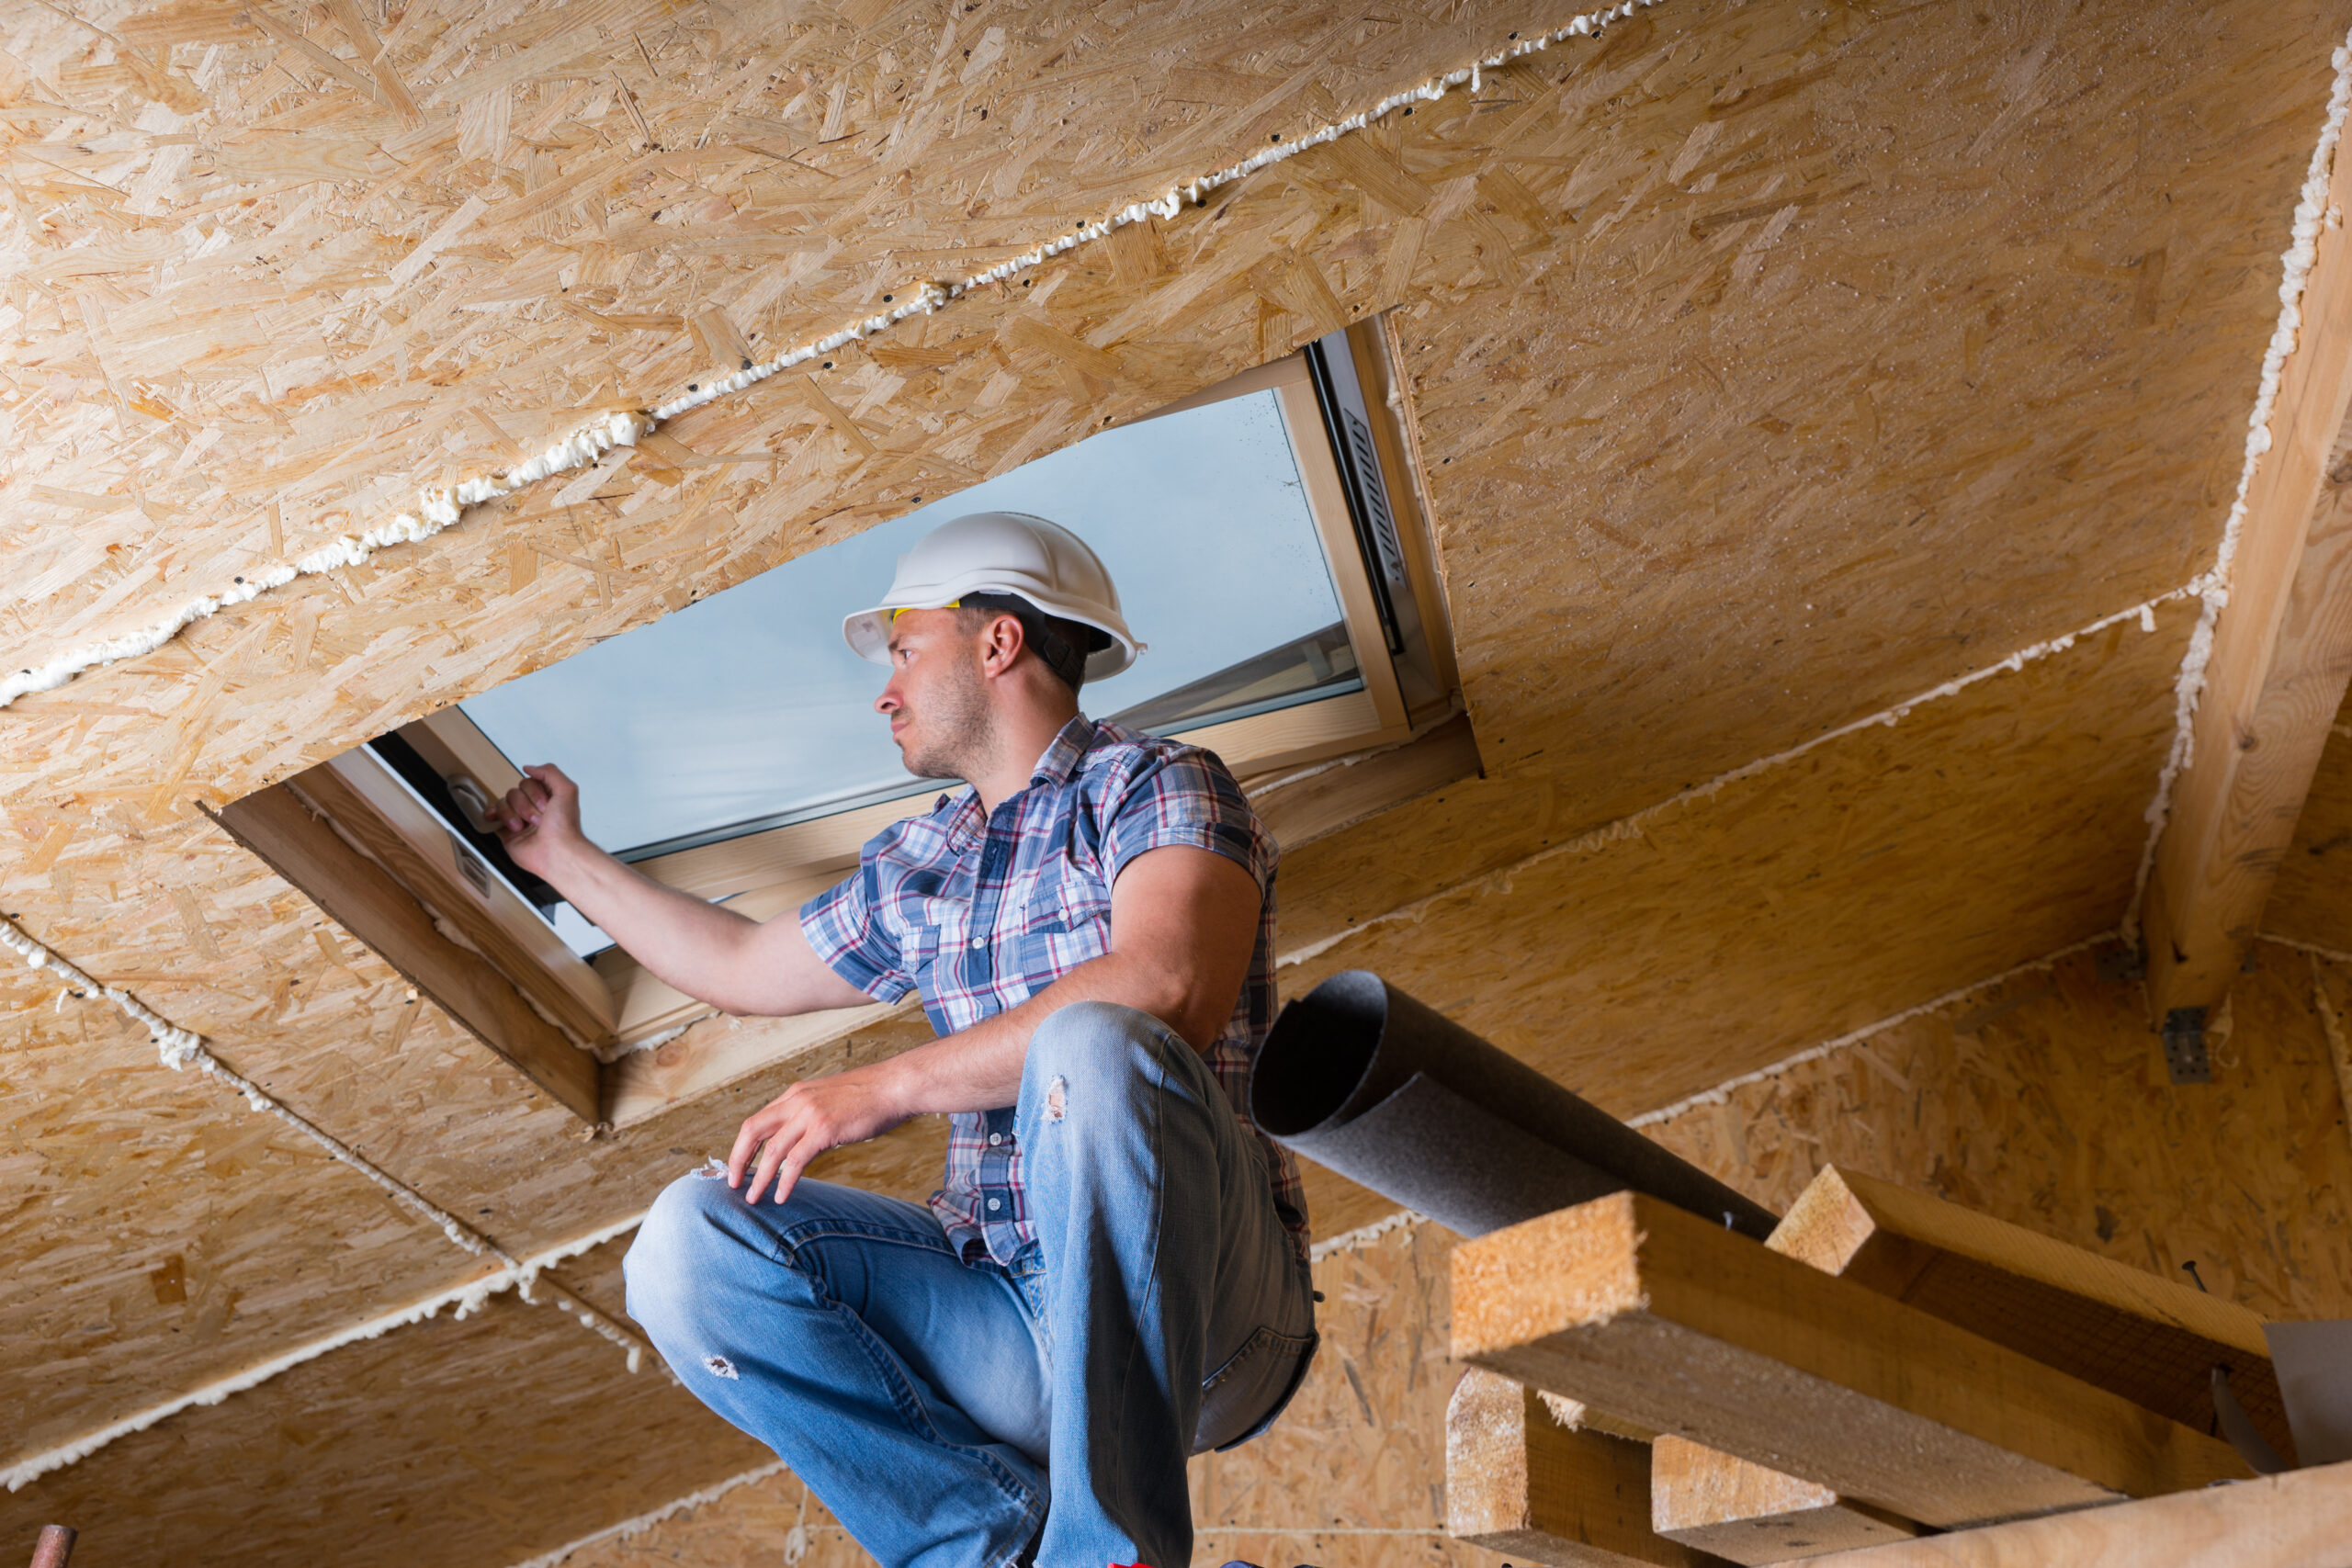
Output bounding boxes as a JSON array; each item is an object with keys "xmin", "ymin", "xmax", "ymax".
[{"xmin": 531, "ymin": 837, "xmax": 773, "ymax": 1004}]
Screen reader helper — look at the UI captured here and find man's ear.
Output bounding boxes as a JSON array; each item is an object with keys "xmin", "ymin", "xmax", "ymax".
[{"xmin": 979, "ymin": 612, "xmax": 1027, "ymax": 678}]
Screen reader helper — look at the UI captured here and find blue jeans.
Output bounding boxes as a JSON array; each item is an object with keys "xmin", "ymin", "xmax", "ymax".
[{"xmin": 625, "ymin": 1002, "xmax": 1318, "ymax": 1568}]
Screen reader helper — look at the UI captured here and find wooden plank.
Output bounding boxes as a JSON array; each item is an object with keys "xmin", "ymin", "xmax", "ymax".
[
  {"xmin": 1245, "ymin": 711, "xmax": 1482, "ymax": 850},
  {"xmin": 1648, "ymin": 1437, "xmax": 1920, "ymax": 1564},
  {"xmin": 604, "ymin": 998, "xmax": 915, "ymax": 1128},
  {"xmin": 1792, "ymin": 1458, "xmax": 2352, "ymax": 1568},
  {"xmin": 208, "ymin": 786, "xmax": 601, "ymax": 1122},
  {"xmin": 1446, "ymin": 1367, "xmax": 1726, "ymax": 1568},
  {"xmin": 1768, "ymin": 1166, "xmax": 2291, "ymax": 1460},
  {"xmin": 2143, "ymin": 118, "xmax": 2352, "ymax": 1021},
  {"xmin": 1449, "ymin": 1192, "xmax": 2249, "ymax": 1529}
]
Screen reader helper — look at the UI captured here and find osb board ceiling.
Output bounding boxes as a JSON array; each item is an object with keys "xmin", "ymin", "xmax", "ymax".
[
  {"xmin": 1286, "ymin": 602, "xmax": 2200, "ymax": 1117},
  {"xmin": 7, "ymin": 0, "xmax": 2352, "ymax": 1562},
  {"xmin": 0, "ymin": 1236, "xmax": 780, "ymax": 1568}
]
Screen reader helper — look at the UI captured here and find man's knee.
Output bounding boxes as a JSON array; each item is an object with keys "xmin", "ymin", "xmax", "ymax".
[
  {"xmin": 1026, "ymin": 1000, "xmax": 1160, "ymax": 1086},
  {"xmin": 624, "ymin": 1168, "xmax": 749, "ymax": 1337},
  {"xmin": 1023, "ymin": 1000, "xmax": 1213, "ymax": 1122}
]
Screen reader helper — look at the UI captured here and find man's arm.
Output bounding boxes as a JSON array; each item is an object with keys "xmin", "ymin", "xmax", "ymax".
[
  {"xmin": 494, "ymin": 764, "xmax": 873, "ymax": 1018},
  {"xmin": 726, "ymin": 842, "xmax": 1262, "ymax": 1203}
]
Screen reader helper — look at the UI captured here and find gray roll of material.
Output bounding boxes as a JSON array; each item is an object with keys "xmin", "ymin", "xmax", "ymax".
[{"xmin": 1250, "ymin": 970, "xmax": 1778, "ymax": 1241}]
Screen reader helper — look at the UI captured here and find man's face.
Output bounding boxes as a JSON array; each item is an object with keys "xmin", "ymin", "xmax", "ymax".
[{"xmin": 876, "ymin": 608, "xmax": 992, "ymax": 781}]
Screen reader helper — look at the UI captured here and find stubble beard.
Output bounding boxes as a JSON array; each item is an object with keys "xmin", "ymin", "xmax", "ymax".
[{"xmin": 897, "ymin": 653, "xmax": 997, "ymax": 783}]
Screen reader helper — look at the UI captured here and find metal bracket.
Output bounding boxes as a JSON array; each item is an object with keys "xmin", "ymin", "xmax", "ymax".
[
  {"xmin": 2096, "ymin": 946, "xmax": 2145, "ymax": 985},
  {"xmin": 2162, "ymin": 1006, "xmax": 2212, "ymax": 1084}
]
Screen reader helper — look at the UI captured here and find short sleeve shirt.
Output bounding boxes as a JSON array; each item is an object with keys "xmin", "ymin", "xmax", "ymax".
[{"xmin": 801, "ymin": 716, "xmax": 1308, "ymax": 1265}]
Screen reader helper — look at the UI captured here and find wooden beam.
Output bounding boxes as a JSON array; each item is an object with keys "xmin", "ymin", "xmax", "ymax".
[
  {"xmin": 1648, "ymin": 1437, "xmax": 1921, "ymax": 1564},
  {"xmin": 1791, "ymin": 1458, "xmax": 2352, "ymax": 1568},
  {"xmin": 604, "ymin": 998, "xmax": 913, "ymax": 1128},
  {"xmin": 209, "ymin": 784, "xmax": 601, "ymax": 1122},
  {"xmin": 1246, "ymin": 711, "xmax": 1482, "ymax": 850},
  {"xmin": 1768, "ymin": 1166, "xmax": 2292, "ymax": 1460},
  {"xmin": 1446, "ymin": 1367, "xmax": 1727, "ymax": 1568},
  {"xmin": 1450, "ymin": 1192, "xmax": 2249, "ymax": 1529},
  {"xmin": 2143, "ymin": 125, "xmax": 2352, "ymax": 1025}
]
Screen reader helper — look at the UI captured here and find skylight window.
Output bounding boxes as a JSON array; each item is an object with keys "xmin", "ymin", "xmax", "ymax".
[
  {"xmin": 220, "ymin": 321, "xmax": 1465, "ymax": 1124},
  {"xmin": 457, "ymin": 383, "xmax": 1358, "ymax": 866}
]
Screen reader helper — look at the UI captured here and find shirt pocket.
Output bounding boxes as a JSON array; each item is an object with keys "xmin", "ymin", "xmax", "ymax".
[
  {"xmin": 1013, "ymin": 876, "xmax": 1112, "ymax": 989},
  {"xmin": 901, "ymin": 898, "xmax": 966, "ymax": 1003}
]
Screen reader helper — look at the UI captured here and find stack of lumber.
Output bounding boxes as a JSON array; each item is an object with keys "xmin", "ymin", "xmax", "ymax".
[{"xmin": 1446, "ymin": 1166, "xmax": 2350, "ymax": 1568}]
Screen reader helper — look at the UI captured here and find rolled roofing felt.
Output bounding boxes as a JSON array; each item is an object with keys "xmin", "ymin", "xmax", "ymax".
[{"xmin": 1251, "ymin": 970, "xmax": 1778, "ymax": 1241}]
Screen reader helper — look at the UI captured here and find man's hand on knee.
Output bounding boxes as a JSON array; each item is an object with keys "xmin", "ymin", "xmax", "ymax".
[{"xmin": 729, "ymin": 1066, "xmax": 912, "ymax": 1205}]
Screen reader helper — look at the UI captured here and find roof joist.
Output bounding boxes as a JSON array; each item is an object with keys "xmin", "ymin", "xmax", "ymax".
[{"xmin": 2142, "ymin": 59, "xmax": 2352, "ymax": 1040}]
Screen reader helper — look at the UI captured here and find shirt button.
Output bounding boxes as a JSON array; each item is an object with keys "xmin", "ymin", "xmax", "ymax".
[
  {"xmin": 969, "ymin": 936, "xmax": 985, "ymax": 949},
  {"xmin": 988, "ymin": 1134, "xmax": 1002, "ymax": 1145},
  {"xmin": 987, "ymin": 1199, "xmax": 1001, "ymax": 1212}
]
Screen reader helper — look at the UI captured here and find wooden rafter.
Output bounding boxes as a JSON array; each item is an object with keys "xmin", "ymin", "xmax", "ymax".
[{"xmin": 2143, "ymin": 133, "xmax": 2352, "ymax": 1035}]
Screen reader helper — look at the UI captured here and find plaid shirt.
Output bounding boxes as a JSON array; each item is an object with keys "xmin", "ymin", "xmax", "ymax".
[{"xmin": 802, "ymin": 716, "xmax": 1308, "ymax": 1266}]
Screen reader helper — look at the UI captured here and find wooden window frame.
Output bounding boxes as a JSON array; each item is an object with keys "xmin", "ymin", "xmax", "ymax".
[{"xmin": 220, "ymin": 319, "xmax": 1479, "ymax": 1125}]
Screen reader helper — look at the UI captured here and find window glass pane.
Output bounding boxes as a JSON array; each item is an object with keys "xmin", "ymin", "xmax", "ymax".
[{"xmin": 458, "ymin": 385, "xmax": 1355, "ymax": 861}]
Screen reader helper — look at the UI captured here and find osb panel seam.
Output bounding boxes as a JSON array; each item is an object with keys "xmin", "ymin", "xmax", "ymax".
[
  {"xmin": 1, "ymin": 912, "xmax": 653, "ymax": 1490},
  {"xmin": 1280, "ymin": 586, "xmax": 2194, "ymax": 979},
  {"xmin": 0, "ymin": 0, "xmax": 1668, "ymax": 716}
]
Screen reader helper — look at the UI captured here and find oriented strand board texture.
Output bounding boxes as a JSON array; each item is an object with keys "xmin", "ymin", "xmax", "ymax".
[
  {"xmin": 514, "ymin": 944, "xmax": 2352, "ymax": 1568},
  {"xmin": 1287, "ymin": 600, "xmax": 2196, "ymax": 1118},
  {"xmin": 0, "ymin": 1235, "xmax": 777, "ymax": 1568},
  {"xmin": 0, "ymin": 963, "xmax": 505, "ymax": 1460},
  {"xmin": 0, "ymin": 0, "xmax": 1629, "ymax": 674},
  {"xmin": 0, "ymin": 932, "xmax": 954, "ymax": 1472},
  {"xmin": 1644, "ymin": 946, "xmax": 2352, "ymax": 1320},
  {"xmin": 6, "ymin": 0, "xmax": 2352, "ymax": 1562}
]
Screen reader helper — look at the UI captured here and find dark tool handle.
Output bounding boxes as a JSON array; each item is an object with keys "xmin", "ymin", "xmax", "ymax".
[{"xmin": 30, "ymin": 1526, "xmax": 75, "ymax": 1568}]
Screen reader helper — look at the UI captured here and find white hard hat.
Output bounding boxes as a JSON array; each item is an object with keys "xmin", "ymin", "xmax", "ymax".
[{"xmin": 842, "ymin": 512, "xmax": 1142, "ymax": 680}]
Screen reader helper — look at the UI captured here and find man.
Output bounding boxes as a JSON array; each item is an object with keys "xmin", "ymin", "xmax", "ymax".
[{"xmin": 494, "ymin": 511, "xmax": 1316, "ymax": 1568}]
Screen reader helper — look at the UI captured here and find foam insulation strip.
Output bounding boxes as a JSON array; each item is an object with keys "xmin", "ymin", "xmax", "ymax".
[
  {"xmin": 502, "ymin": 1461, "xmax": 792, "ymax": 1568},
  {"xmin": 1623, "ymin": 931, "xmax": 2116, "ymax": 1127},
  {"xmin": 1306, "ymin": 1206, "xmax": 1425, "ymax": 1262},
  {"xmin": 0, "ymin": 916, "xmax": 658, "ymax": 1489},
  {"xmin": 0, "ymin": 1203, "xmax": 657, "ymax": 1493},
  {"xmin": 1279, "ymin": 588, "xmax": 2195, "ymax": 976},
  {"xmin": 2122, "ymin": 35, "xmax": 2352, "ymax": 942},
  {"xmin": 2262, "ymin": 931, "xmax": 2352, "ymax": 967},
  {"xmin": 0, "ymin": 0, "xmax": 1666, "ymax": 716}
]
